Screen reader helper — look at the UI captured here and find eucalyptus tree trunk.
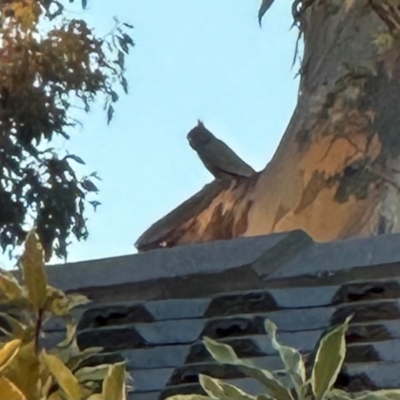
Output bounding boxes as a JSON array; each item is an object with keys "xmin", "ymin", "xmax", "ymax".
[{"xmin": 136, "ymin": 0, "xmax": 400, "ymax": 251}]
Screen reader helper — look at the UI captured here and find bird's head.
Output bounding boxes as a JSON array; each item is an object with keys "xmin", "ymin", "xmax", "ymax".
[{"xmin": 187, "ymin": 120, "xmax": 212, "ymax": 148}]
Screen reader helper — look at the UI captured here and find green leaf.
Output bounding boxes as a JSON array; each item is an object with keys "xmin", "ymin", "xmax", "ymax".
[
  {"xmin": 41, "ymin": 350, "xmax": 84, "ymax": 400},
  {"xmin": 258, "ymin": 0, "xmax": 275, "ymax": 26},
  {"xmin": 165, "ymin": 396, "xmax": 211, "ymax": 400},
  {"xmin": 89, "ymin": 171, "xmax": 102, "ymax": 181},
  {"xmin": 0, "ymin": 339, "xmax": 21, "ymax": 372},
  {"xmin": 327, "ymin": 388, "xmax": 355, "ymax": 400},
  {"xmin": 75, "ymin": 364, "xmax": 110, "ymax": 382},
  {"xmin": 21, "ymin": 230, "xmax": 48, "ymax": 311},
  {"xmin": 110, "ymin": 91, "xmax": 119, "ymax": 103},
  {"xmin": 0, "ymin": 312, "xmax": 27, "ymax": 339},
  {"xmin": 122, "ymin": 33, "xmax": 134, "ymax": 47},
  {"xmin": 0, "ymin": 376, "xmax": 27, "ymax": 400},
  {"xmin": 203, "ymin": 336, "xmax": 238, "ymax": 364},
  {"xmin": 107, "ymin": 105, "xmax": 114, "ymax": 124},
  {"xmin": 311, "ymin": 315, "xmax": 353, "ymax": 400},
  {"xmin": 350, "ymin": 390, "xmax": 400, "ymax": 400},
  {"xmin": 89, "ymin": 200, "xmax": 101, "ymax": 212},
  {"xmin": 66, "ymin": 346, "xmax": 105, "ymax": 371},
  {"xmin": 0, "ymin": 272, "xmax": 26, "ymax": 303},
  {"xmin": 102, "ymin": 362, "xmax": 126, "ymax": 400},
  {"xmin": 238, "ymin": 364, "xmax": 293, "ymax": 400},
  {"xmin": 264, "ymin": 319, "xmax": 305, "ymax": 393},
  {"xmin": 86, "ymin": 395, "xmax": 103, "ymax": 400},
  {"xmin": 121, "ymin": 77, "xmax": 128, "ymax": 94},
  {"xmin": 81, "ymin": 179, "xmax": 99, "ymax": 193},
  {"xmin": 65, "ymin": 154, "xmax": 86, "ymax": 165},
  {"xmin": 203, "ymin": 337, "xmax": 293, "ymax": 400},
  {"xmin": 199, "ymin": 374, "xmax": 256, "ymax": 399}
]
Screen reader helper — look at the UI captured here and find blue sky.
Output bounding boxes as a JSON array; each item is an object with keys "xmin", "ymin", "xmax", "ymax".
[{"xmin": 31, "ymin": 1, "xmax": 302, "ymax": 264}]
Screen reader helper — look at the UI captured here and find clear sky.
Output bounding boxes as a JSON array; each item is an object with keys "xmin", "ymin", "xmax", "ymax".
[{"xmin": 19, "ymin": 1, "xmax": 303, "ymax": 264}]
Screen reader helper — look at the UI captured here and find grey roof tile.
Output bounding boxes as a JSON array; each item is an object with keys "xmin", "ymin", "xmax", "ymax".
[
  {"xmin": 46, "ymin": 231, "xmax": 296, "ymax": 292},
  {"xmin": 268, "ymin": 286, "xmax": 339, "ymax": 308},
  {"xmin": 37, "ymin": 231, "xmax": 400, "ymax": 398},
  {"xmin": 122, "ymin": 345, "xmax": 191, "ymax": 370},
  {"xmin": 266, "ymin": 233, "xmax": 400, "ymax": 280},
  {"xmin": 135, "ymin": 320, "xmax": 205, "ymax": 344},
  {"xmin": 132, "ymin": 367, "xmax": 174, "ymax": 392},
  {"xmin": 144, "ymin": 298, "xmax": 211, "ymax": 320}
]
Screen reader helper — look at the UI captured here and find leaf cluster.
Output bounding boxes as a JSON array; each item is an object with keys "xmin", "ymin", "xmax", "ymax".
[
  {"xmin": 258, "ymin": 0, "xmax": 315, "ymax": 28},
  {"xmin": 0, "ymin": 230, "xmax": 129, "ymax": 400},
  {"xmin": 0, "ymin": 0, "xmax": 134, "ymax": 260},
  {"xmin": 167, "ymin": 315, "xmax": 400, "ymax": 400},
  {"xmin": 257, "ymin": 0, "xmax": 315, "ymax": 72}
]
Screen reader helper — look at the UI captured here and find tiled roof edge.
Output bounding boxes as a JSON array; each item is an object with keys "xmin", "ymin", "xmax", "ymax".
[{"xmin": 41, "ymin": 231, "xmax": 400, "ymax": 293}]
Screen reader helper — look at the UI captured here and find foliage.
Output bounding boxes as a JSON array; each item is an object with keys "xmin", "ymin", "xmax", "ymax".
[
  {"xmin": 0, "ymin": 230, "xmax": 129, "ymax": 400},
  {"xmin": 258, "ymin": 0, "xmax": 313, "ymax": 71},
  {"xmin": 167, "ymin": 315, "xmax": 400, "ymax": 400},
  {"xmin": 258, "ymin": 0, "xmax": 315, "ymax": 29},
  {"xmin": 0, "ymin": 0, "xmax": 134, "ymax": 261}
]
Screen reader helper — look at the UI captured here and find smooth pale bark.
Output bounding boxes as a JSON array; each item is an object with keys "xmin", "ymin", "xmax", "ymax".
[{"xmin": 136, "ymin": 0, "xmax": 400, "ymax": 251}]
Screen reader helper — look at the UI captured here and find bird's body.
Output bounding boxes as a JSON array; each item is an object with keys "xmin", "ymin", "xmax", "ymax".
[{"xmin": 187, "ymin": 121, "xmax": 255, "ymax": 181}]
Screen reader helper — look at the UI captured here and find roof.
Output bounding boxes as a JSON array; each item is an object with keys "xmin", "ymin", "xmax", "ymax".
[{"xmin": 44, "ymin": 230, "xmax": 400, "ymax": 399}]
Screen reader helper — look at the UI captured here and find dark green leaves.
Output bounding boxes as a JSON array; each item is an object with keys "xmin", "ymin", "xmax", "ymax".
[
  {"xmin": 121, "ymin": 77, "xmax": 128, "ymax": 94},
  {"xmin": 311, "ymin": 315, "xmax": 352, "ymax": 400},
  {"xmin": 258, "ymin": 0, "xmax": 275, "ymax": 26},
  {"xmin": 168, "ymin": 316, "xmax": 400, "ymax": 400},
  {"xmin": 64, "ymin": 154, "xmax": 86, "ymax": 165},
  {"xmin": 117, "ymin": 33, "xmax": 134, "ymax": 54},
  {"xmin": 81, "ymin": 180, "xmax": 99, "ymax": 193},
  {"xmin": 89, "ymin": 200, "xmax": 101, "ymax": 212},
  {"xmin": 107, "ymin": 105, "xmax": 114, "ymax": 124},
  {"xmin": 0, "ymin": 0, "xmax": 133, "ymax": 260}
]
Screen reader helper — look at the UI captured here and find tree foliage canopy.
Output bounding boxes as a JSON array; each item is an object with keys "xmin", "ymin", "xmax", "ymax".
[{"xmin": 0, "ymin": 0, "xmax": 133, "ymax": 261}]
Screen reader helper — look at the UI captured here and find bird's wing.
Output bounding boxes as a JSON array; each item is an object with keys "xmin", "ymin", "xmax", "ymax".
[{"xmin": 204, "ymin": 139, "xmax": 256, "ymax": 178}]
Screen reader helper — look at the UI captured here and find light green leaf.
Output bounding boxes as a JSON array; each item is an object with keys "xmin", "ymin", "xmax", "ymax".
[
  {"xmin": 239, "ymin": 364, "xmax": 293, "ymax": 400},
  {"xmin": 0, "ymin": 312, "xmax": 27, "ymax": 339},
  {"xmin": 199, "ymin": 374, "xmax": 256, "ymax": 399},
  {"xmin": 21, "ymin": 230, "xmax": 48, "ymax": 312},
  {"xmin": 311, "ymin": 315, "xmax": 353, "ymax": 400},
  {"xmin": 165, "ymin": 396, "xmax": 211, "ymax": 400},
  {"xmin": 203, "ymin": 337, "xmax": 293, "ymax": 400},
  {"xmin": 102, "ymin": 362, "xmax": 126, "ymax": 400},
  {"xmin": 256, "ymin": 395, "xmax": 276, "ymax": 400},
  {"xmin": 75, "ymin": 364, "xmax": 110, "ymax": 382},
  {"xmin": 41, "ymin": 350, "xmax": 84, "ymax": 400},
  {"xmin": 203, "ymin": 336, "xmax": 239, "ymax": 364},
  {"xmin": 0, "ymin": 339, "xmax": 21, "ymax": 372},
  {"xmin": 66, "ymin": 346, "xmax": 105, "ymax": 371},
  {"xmin": 0, "ymin": 271, "xmax": 26, "ymax": 303},
  {"xmin": 86, "ymin": 394, "xmax": 104, "ymax": 400},
  {"xmin": 264, "ymin": 319, "xmax": 305, "ymax": 393},
  {"xmin": 0, "ymin": 376, "xmax": 27, "ymax": 400},
  {"xmin": 326, "ymin": 388, "xmax": 354, "ymax": 400},
  {"xmin": 351, "ymin": 390, "xmax": 400, "ymax": 400}
]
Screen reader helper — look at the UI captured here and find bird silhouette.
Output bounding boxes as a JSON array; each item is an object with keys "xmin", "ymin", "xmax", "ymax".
[{"xmin": 187, "ymin": 120, "xmax": 256, "ymax": 181}]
